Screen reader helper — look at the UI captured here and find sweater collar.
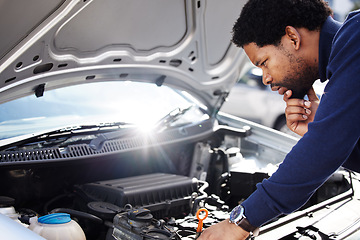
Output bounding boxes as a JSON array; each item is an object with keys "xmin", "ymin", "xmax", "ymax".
[{"xmin": 318, "ymin": 16, "xmax": 342, "ymax": 82}]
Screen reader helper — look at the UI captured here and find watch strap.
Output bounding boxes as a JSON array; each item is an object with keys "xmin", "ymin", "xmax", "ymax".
[
  {"xmin": 229, "ymin": 205, "xmax": 259, "ymax": 237},
  {"xmin": 237, "ymin": 217, "xmax": 257, "ymax": 233}
]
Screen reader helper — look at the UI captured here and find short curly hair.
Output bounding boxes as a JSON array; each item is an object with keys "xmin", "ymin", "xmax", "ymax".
[{"xmin": 232, "ymin": 0, "xmax": 333, "ymax": 47}]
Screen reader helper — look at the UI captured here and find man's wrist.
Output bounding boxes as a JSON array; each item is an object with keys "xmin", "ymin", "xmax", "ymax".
[
  {"xmin": 229, "ymin": 205, "xmax": 260, "ymax": 237},
  {"xmin": 227, "ymin": 220, "xmax": 250, "ymax": 239}
]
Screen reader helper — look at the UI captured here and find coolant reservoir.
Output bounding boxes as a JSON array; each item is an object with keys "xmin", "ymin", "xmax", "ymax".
[
  {"xmin": 0, "ymin": 196, "xmax": 19, "ymax": 221},
  {"xmin": 0, "ymin": 205, "xmax": 19, "ymax": 220},
  {"xmin": 29, "ymin": 213, "xmax": 86, "ymax": 240}
]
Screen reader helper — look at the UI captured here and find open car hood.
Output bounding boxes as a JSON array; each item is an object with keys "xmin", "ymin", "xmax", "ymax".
[{"xmin": 0, "ymin": 0, "xmax": 247, "ymax": 114}]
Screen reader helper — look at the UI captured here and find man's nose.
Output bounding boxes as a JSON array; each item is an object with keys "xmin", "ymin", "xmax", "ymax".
[{"xmin": 262, "ymin": 73, "xmax": 272, "ymax": 85}]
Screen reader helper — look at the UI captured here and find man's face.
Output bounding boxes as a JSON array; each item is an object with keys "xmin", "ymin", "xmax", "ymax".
[{"xmin": 243, "ymin": 41, "xmax": 318, "ymax": 99}]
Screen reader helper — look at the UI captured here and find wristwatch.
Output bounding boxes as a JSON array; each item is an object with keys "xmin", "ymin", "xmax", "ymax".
[{"xmin": 229, "ymin": 205, "xmax": 260, "ymax": 237}]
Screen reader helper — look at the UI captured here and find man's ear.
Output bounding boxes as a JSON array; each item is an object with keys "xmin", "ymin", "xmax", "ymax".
[{"xmin": 285, "ymin": 26, "xmax": 301, "ymax": 50}]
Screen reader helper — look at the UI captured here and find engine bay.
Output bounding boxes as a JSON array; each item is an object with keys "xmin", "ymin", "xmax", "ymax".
[
  {"xmin": 0, "ymin": 162, "xmax": 352, "ymax": 240},
  {"xmin": 0, "ymin": 122, "xmax": 355, "ymax": 239},
  {"xmin": 1, "ymin": 172, "xmax": 228, "ymax": 240}
]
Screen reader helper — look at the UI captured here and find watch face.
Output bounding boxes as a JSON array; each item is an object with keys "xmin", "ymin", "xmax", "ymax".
[{"xmin": 229, "ymin": 205, "xmax": 244, "ymax": 223}]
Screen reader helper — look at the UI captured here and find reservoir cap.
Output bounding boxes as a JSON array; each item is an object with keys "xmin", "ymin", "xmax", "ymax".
[{"xmin": 38, "ymin": 213, "xmax": 71, "ymax": 224}]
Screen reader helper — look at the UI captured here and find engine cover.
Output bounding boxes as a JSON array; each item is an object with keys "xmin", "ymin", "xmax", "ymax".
[{"xmin": 75, "ymin": 173, "xmax": 199, "ymax": 218}]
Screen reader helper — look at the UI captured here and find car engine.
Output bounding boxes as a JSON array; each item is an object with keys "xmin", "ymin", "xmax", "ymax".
[
  {"xmin": 1, "ymin": 172, "xmax": 230, "ymax": 240},
  {"xmin": 0, "ymin": 126, "xmax": 353, "ymax": 240},
  {"xmin": 1, "ymin": 168, "xmax": 351, "ymax": 240}
]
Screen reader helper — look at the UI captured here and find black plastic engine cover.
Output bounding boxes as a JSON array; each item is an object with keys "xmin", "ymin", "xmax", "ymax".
[{"xmin": 75, "ymin": 173, "xmax": 199, "ymax": 218}]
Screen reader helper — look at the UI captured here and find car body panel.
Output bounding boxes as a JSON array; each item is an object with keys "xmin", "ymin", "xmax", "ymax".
[
  {"xmin": 0, "ymin": 1, "xmax": 358, "ymax": 240},
  {"xmin": 0, "ymin": 0, "xmax": 248, "ymax": 115}
]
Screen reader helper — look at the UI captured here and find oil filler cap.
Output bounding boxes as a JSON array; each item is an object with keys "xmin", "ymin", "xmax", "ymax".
[
  {"xmin": 87, "ymin": 201, "xmax": 123, "ymax": 220},
  {"xmin": 127, "ymin": 207, "xmax": 153, "ymax": 222},
  {"xmin": 38, "ymin": 213, "xmax": 71, "ymax": 224}
]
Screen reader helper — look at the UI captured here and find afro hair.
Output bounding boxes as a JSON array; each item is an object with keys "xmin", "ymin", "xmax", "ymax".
[{"xmin": 232, "ymin": 0, "xmax": 333, "ymax": 47}]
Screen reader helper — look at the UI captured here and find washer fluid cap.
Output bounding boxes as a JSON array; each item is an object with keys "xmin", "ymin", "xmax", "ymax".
[{"xmin": 38, "ymin": 213, "xmax": 71, "ymax": 224}]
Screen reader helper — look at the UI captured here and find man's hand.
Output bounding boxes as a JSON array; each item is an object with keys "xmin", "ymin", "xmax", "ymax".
[
  {"xmin": 197, "ymin": 219, "xmax": 250, "ymax": 240},
  {"xmin": 283, "ymin": 87, "xmax": 319, "ymax": 136}
]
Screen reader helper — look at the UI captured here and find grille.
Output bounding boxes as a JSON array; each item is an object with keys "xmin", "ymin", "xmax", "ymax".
[
  {"xmin": 0, "ymin": 119, "xmax": 213, "ymax": 164},
  {"xmin": 0, "ymin": 137, "xmax": 150, "ymax": 163}
]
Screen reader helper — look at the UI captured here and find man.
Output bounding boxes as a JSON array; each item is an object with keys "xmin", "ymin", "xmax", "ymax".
[{"xmin": 199, "ymin": 0, "xmax": 360, "ymax": 239}]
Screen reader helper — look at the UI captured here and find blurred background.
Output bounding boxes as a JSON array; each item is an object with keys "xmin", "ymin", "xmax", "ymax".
[{"xmin": 329, "ymin": 0, "xmax": 360, "ymax": 21}]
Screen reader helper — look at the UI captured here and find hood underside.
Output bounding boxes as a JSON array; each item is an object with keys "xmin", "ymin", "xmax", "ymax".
[{"xmin": 0, "ymin": 0, "xmax": 247, "ymax": 113}]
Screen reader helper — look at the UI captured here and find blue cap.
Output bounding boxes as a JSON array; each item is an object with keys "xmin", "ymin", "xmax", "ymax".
[{"xmin": 38, "ymin": 213, "xmax": 71, "ymax": 224}]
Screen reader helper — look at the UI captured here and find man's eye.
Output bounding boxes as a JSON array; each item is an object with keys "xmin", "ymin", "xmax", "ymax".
[{"xmin": 261, "ymin": 60, "xmax": 267, "ymax": 67}]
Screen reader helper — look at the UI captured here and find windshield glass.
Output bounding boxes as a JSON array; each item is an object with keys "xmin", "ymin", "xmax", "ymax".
[{"xmin": 0, "ymin": 81, "xmax": 208, "ymax": 141}]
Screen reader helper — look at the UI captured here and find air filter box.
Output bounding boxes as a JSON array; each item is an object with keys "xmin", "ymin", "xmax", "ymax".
[{"xmin": 75, "ymin": 173, "xmax": 199, "ymax": 218}]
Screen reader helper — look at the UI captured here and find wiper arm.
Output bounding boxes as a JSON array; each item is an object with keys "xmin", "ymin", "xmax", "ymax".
[
  {"xmin": 89, "ymin": 127, "xmax": 136, "ymax": 151},
  {"xmin": 153, "ymin": 105, "xmax": 193, "ymax": 131}
]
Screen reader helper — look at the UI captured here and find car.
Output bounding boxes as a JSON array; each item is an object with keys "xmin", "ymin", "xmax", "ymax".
[
  {"xmin": 0, "ymin": 1, "xmax": 359, "ymax": 240},
  {"xmin": 220, "ymin": 59, "xmax": 327, "ymax": 137}
]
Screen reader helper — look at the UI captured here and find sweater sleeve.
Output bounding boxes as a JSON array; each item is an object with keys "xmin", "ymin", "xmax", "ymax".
[{"xmin": 242, "ymin": 12, "xmax": 360, "ymax": 227}]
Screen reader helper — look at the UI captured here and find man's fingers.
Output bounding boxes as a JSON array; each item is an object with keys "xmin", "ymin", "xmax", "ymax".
[
  {"xmin": 307, "ymin": 87, "xmax": 319, "ymax": 102},
  {"xmin": 285, "ymin": 106, "xmax": 311, "ymax": 120},
  {"xmin": 283, "ymin": 90, "xmax": 292, "ymax": 101},
  {"xmin": 285, "ymin": 105, "xmax": 311, "ymax": 115},
  {"xmin": 278, "ymin": 87, "xmax": 288, "ymax": 96},
  {"xmin": 285, "ymin": 98, "xmax": 309, "ymax": 108}
]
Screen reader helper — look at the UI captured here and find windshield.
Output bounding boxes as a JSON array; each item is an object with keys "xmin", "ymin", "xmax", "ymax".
[{"xmin": 0, "ymin": 81, "xmax": 208, "ymax": 141}]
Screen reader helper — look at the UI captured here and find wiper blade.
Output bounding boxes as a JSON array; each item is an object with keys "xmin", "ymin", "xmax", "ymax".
[
  {"xmin": 47, "ymin": 122, "xmax": 132, "ymax": 136},
  {"xmin": 153, "ymin": 105, "xmax": 193, "ymax": 131},
  {"xmin": 0, "ymin": 122, "xmax": 132, "ymax": 151}
]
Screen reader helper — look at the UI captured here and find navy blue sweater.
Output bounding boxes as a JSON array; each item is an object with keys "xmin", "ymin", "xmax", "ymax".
[{"xmin": 242, "ymin": 11, "xmax": 360, "ymax": 227}]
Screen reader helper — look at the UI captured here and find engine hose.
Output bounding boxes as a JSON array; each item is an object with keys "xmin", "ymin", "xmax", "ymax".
[
  {"xmin": 191, "ymin": 181, "xmax": 209, "ymax": 215},
  {"xmin": 215, "ymin": 148, "xmax": 229, "ymax": 173},
  {"xmin": 50, "ymin": 208, "xmax": 103, "ymax": 224}
]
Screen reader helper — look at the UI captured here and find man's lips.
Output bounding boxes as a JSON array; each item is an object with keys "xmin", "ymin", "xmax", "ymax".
[{"xmin": 271, "ymin": 86, "xmax": 288, "ymax": 95}]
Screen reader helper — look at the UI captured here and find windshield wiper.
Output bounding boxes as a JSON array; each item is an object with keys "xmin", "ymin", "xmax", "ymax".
[
  {"xmin": 88, "ymin": 106, "xmax": 193, "ymax": 151},
  {"xmin": 0, "ymin": 122, "xmax": 132, "ymax": 151},
  {"xmin": 88, "ymin": 126, "xmax": 138, "ymax": 151},
  {"xmin": 153, "ymin": 105, "xmax": 193, "ymax": 131}
]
